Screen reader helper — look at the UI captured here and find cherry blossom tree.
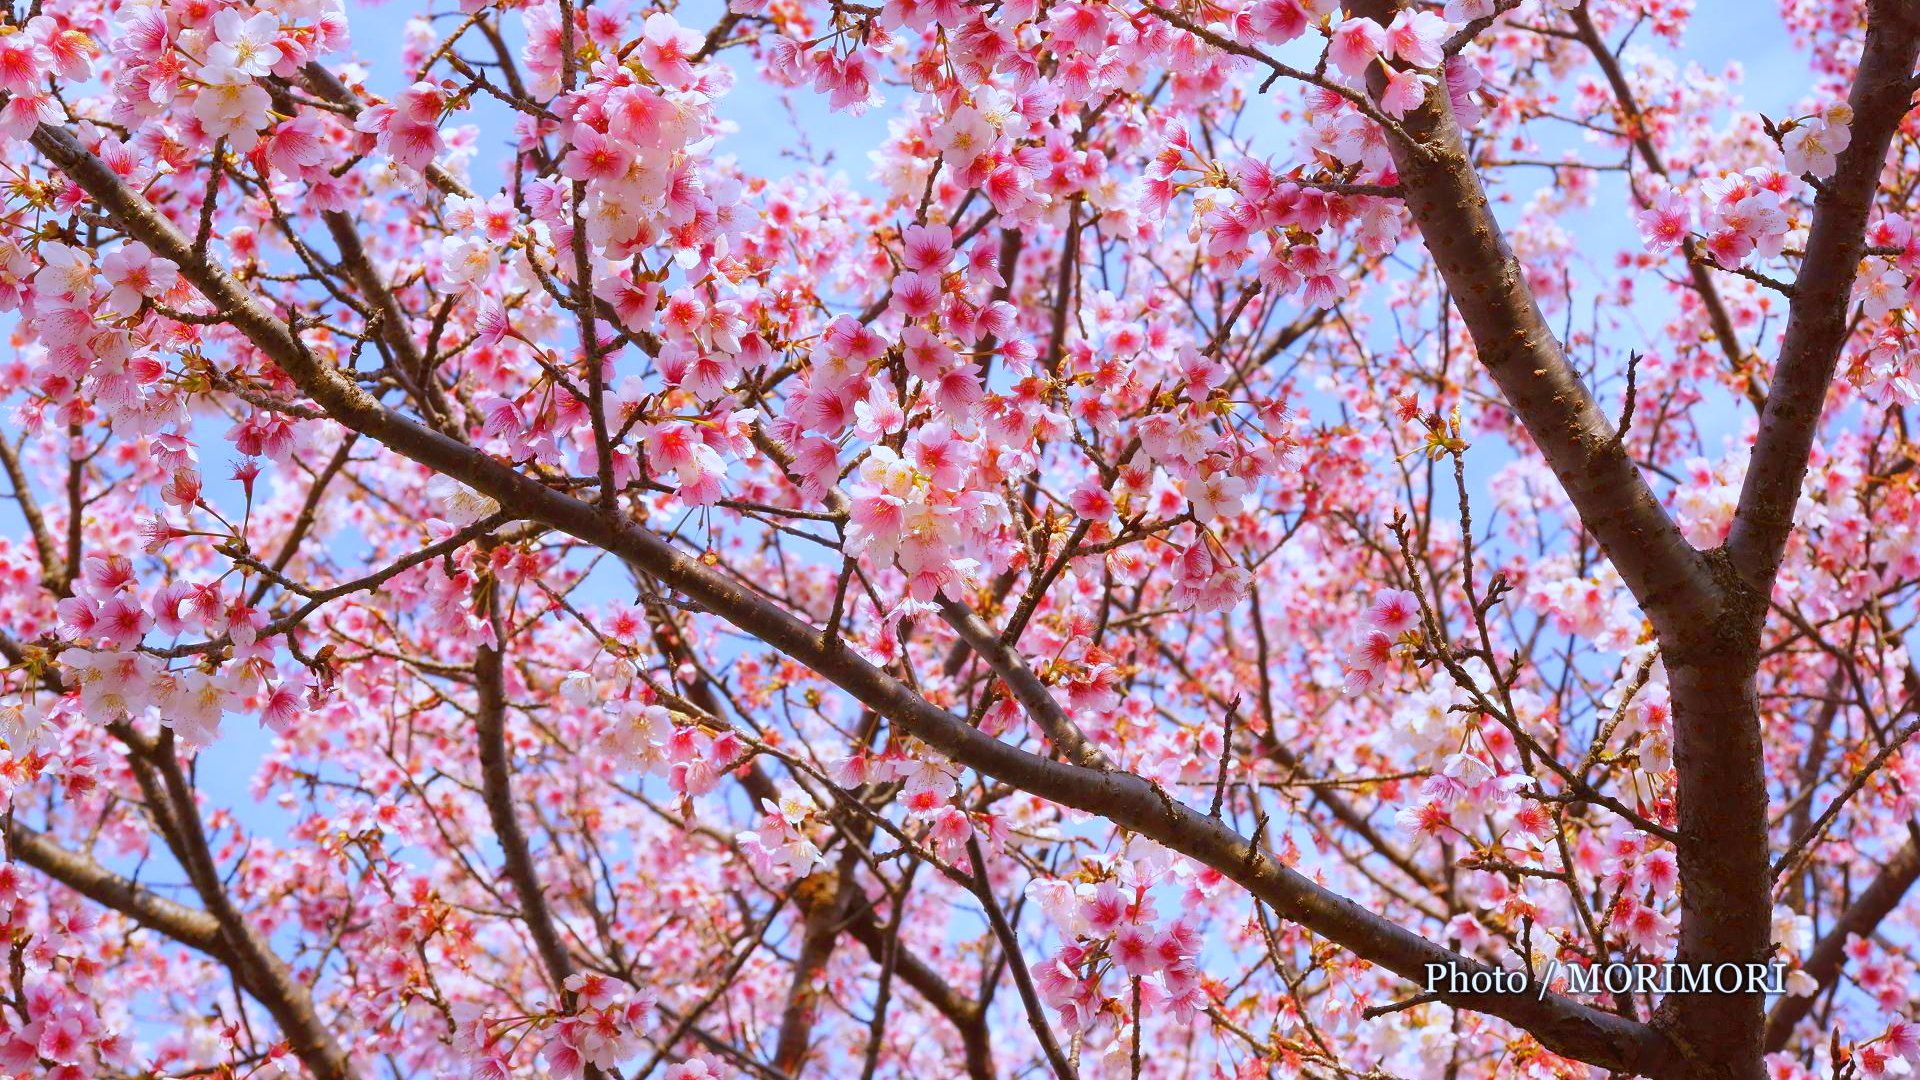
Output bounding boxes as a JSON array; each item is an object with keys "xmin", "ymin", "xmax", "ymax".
[{"xmin": 0, "ymin": 0, "xmax": 1918, "ymax": 1075}]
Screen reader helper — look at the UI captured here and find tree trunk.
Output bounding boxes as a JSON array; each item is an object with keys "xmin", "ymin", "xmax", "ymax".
[{"xmin": 1657, "ymin": 585, "xmax": 1771, "ymax": 1080}]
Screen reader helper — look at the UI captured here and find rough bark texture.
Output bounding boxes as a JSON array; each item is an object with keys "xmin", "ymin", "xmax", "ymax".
[{"xmin": 1658, "ymin": 616, "xmax": 1771, "ymax": 1080}]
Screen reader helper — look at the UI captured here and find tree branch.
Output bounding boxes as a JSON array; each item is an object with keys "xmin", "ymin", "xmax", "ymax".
[
  {"xmin": 1726, "ymin": 1, "xmax": 1920, "ymax": 589},
  {"xmin": 475, "ymin": 571, "xmax": 583, "ymax": 994},
  {"xmin": 148, "ymin": 734, "xmax": 357, "ymax": 1080},
  {"xmin": 5, "ymin": 821, "xmax": 225, "ymax": 955}
]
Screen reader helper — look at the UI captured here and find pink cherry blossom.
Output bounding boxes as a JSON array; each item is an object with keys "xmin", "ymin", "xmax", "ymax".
[
  {"xmin": 97, "ymin": 241, "xmax": 177, "ymax": 317},
  {"xmin": 1637, "ymin": 189, "xmax": 1693, "ymax": 254},
  {"xmin": 1384, "ymin": 9, "xmax": 1450, "ymax": 70},
  {"xmin": 1367, "ymin": 589, "xmax": 1421, "ymax": 636},
  {"xmin": 1379, "ymin": 66, "xmax": 1433, "ymax": 118},
  {"xmin": 1783, "ymin": 114, "xmax": 1852, "ymax": 179},
  {"xmin": 201, "ymin": 9, "xmax": 282, "ymax": 80},
  {"xmin": 1329, "ymin": 19, "xmax": 1388, "ymax": 77},
  {"xmin": 639, "ymin": 13, "xmax": 702, "ymax": 89}
]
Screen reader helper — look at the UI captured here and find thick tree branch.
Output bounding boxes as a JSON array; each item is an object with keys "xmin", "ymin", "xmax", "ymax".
[
  {"xmin": 1726, "ymin": 2, "xmax": 1920, "ymax": 589},
  {"xmin": 792, "ymin": 874, "xmax": 993, "ymax": 1078},
  {"xmin": 772, "ymin": 857, "xmax": 859, "ymax": 1074},
  {"xmin": 149, "ymin": 735, "xmax": 358, "ymax": 1080},
  {"xmin": 475, "ymin": 574, "xmax": 586, "ymax": 998},
  {"xmin": 1338, "ymin": 0, "xmax": 1717, "ymax": 641},
  {"xmin": 5, "ymin": 822, "xmax": 225, "ymax": 955}
]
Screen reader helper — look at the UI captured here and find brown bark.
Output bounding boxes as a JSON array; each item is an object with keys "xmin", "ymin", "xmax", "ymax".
[
  {"xmin": 6, "ymin": 822, "xmax": 225, "ymax": 955},
  {"xmin": 772, "ymin": 861, "xmax": 860, "ymax": 1074},
  {"xmin": 1657, "ymin": 634, "xmax": 1771, "ymax": 1079},
  {"xmin": 1336, "ymin": 0, "xmax": 1718, "ymax": 644},
  {"xmin": 1668, "ymin": 7, "xmax": 1917, "ymax": 1076},
  {"xmin": 150, "ymin": 737, "xmax": 359, "ymax": 1080},
  {"xmin": 475, "ymin": 576, "xmax": 581, "ymax": 997},
  {"xmin": 791, "ymin": 871, "xmax": 996, "ymax": 1080}
]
